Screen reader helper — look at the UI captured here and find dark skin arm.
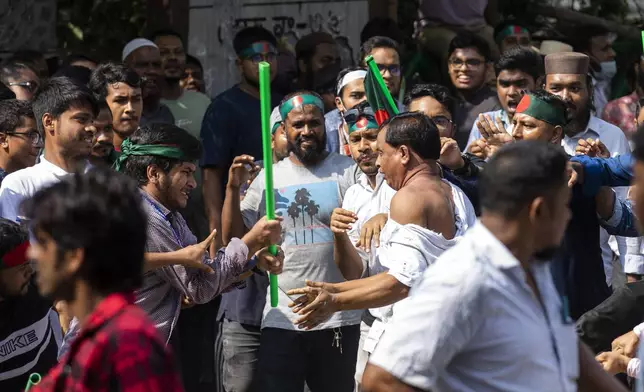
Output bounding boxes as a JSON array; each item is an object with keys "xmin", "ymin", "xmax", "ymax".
[
  {"xmin": 330, "ymin": 207, "xmax": 365, "ymax": 280},
  {"xmin": 595, "ymin": 187, "xmax": 616, "ymax": 221},
  {"xmin": 362, "ymin": 364, "xmax": 424, "ymax": 392},
  {"xmin": 202, "ymin": 167, "xmax": 225, "ymax": 252},
  {"xmin": 221, "ymin": 155, "xmax": 260, "ymax": 244}
]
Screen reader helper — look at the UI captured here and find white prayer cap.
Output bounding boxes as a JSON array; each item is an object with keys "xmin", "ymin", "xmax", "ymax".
[
  {"xmin": 270, "ymin": 106, "xmax": 282, "ymax": 134},
  {"xmin": 336, "ymin": 69, "xmax": 367, "ymax": 95},
  {"xmin": 122, "ymin": 38, "xmax": 158, "ymax": 61}
]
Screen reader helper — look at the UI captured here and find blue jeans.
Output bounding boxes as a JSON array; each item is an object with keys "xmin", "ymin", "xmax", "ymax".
[
  {"xmin": 221, "ymin": 319, "xmax": 261, "ymax": 392},
  {"xmin": 256, "ymin": 325, "xmax": 360, "ymax": 392}
]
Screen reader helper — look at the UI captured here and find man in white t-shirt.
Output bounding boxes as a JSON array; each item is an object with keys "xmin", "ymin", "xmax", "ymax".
[
  {"xmin": 0, "ymin": 76, "xmax": 97, "ymax": 221},
  {"xmin": 362, "ymin": 141, "xmax": 626, "ymax": 392}
]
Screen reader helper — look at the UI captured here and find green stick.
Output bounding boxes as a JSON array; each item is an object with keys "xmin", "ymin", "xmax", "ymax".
[
  {"xmin": 364, "ymin": 55, "xmax": 400, "ymax": 115},
  {"xmin": 259, "ymin": 61, "xmax": 279, "ymax": 308},
  {"xmin": 641, "ymin": 31, "xmax": 644, "ymax": 53},
  {"xmin": 25, "ymin": 373, "xmax": 41, "ymax": 391}
]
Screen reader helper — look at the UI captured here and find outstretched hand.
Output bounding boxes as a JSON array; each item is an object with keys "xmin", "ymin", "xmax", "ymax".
[
  {"xmin": 355, "ymin": 213, "xmax": 388, "ymax": 252},
  {"xmin": 175, "ymin": 229, "xmax": 218, "ymax": 274},
  {"xmin": 287, "ymin": 280, "xmax": 338, "ymax": 330}
]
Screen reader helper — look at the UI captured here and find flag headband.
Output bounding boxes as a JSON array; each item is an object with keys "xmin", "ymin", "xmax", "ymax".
[
  {"xmin": 113, "ymin": 138, "xmax": 186, "ymax": 172},
  {"xmin": 239, "ymin": 42, "xmax": 277, "ymax": 59},
  {"xmin": 336, "ymin": 70, "xmax": 367, "ymax": 95},
  {"xmin": 279, "ymin": 94, "xmax": 325, "ymax": 119},
  {"xmin": 1, "ymin": 241, "xmax": 29, "ymax": 269},
  {"xmin": 344, "ymin": 107, "xmax": 378, "ymax": 134},
  {"xmin": 495, "ymin": 25, "xmax": 529, "ymax": 43},
  {"xmin": 515, "ymin": 94, "xmax": 566, "ymax": 126}
]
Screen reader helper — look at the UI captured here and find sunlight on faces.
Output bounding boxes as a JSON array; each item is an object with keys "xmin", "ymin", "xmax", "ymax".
[
  {"xmin": 512, "ymin": 112, "xmax": 562, "ymax": 143},
  {"xmin": 148, "ymin": 161, "xmax": 197, "ymax": 210},
  {"xmin": 497, "ymin": 69, "xmax": 535, "ymax": 117},
  {"xmin": 0, "ymin": 263, "xmax": 33, "ymax": 298},
  {"xmin": 127, "ymin": 46, "xmax": 163, "ymax": 98},
  {"xmin": 1, "ymin": 116, "xmax": 41, "ymax": 169},
  {"xmin": 106, "ymin": 82, "xmax": 142, "ymax": 138},
  {"xmin": 370, "ymin": 47, "xmax": 401, "ymax": 96},
  {"xmin": 27, "ymin": 230, "xmax": 80, "ymax": 301},
  {"xmin": 155, "ymin": 35, "xmax": 186, "ymax": 79},
  {"xmin": 336, "ymin": 78, "xmax": 366, "ymax": 113},
  {"xmin": 530, "ymin": 173, "xmax": 572, "ymax": 260},
  {"xmin": 284, "ymin": 105, "xmax": 326, "ymax": 164},
  {"xmin": 272, "ymin": 124, "xmax": 289, "ymax": 161},
  {"xmin": 375, "ymin": 127, "xmax": 407, "ymax": 191},
  {"xmin": 448, "ymin": 48, "xmax": 487, "ymax": 91},
  {"xmin": 545, "ymin": 74, "xmax": 589, "ymax": 120},
  {"xmin": 43, "ymin": 104, "xmax": 96, "ymax": 160},
  {"xmin": 408, "ymin": 96, "xmax": 454, "ymax": 138},
  {"xmin": 349, "ymin": 126, "xmax": 379, "ymax": 176},
  {"xmin": 91, "ymin": 108, "xmax": 114, "ymax": 159}
]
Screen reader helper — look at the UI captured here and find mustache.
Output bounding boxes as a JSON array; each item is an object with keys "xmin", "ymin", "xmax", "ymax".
[
  {"xmin": 357, "ymin": 153, "xmax": 376, "ymax": 162},
  {"xmin": 295, "ymin": 134, "xmax": 319, "ymax": 147}
]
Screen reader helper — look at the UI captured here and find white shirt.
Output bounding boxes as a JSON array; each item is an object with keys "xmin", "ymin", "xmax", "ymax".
[
  {"xmin": 369, "ymin": 221, "xmax": 579, "ymax": 392},
  {"xmin": 0, "ymin": 157, "xmax": 71, "ymax": 222},
  {"xmin": 561, "ymin": 115, "xmax": 633, "ymax": 284},
  {"xmin": 341, "ymin": 173, "xmax": 396, "ymax": 275}
]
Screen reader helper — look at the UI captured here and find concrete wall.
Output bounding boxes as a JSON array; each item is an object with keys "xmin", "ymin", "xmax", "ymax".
[
  {"xmin": 0, "ymin": 0, "xmax": 57, "ymax": 54},
  {"xmin": 188, "ymin": 0, "xmax": 369, "ymax": 97}
]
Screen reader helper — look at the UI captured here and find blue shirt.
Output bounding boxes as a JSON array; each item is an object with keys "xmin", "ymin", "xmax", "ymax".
[{"xmin": 325, "ymin": 109, "xmax": 343, "ymax": 154}]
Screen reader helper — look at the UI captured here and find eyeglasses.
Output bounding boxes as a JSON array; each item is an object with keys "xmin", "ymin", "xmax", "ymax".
[
  {"xmin": 8, "ymin": 81, "xmax": 39, "ymax": 93},
  {"xmin": 245, "ymin": 52, "xmax": 278, "ymax": 64},
  {"xmin": 6, "ymin": 130, "xmax": 43, "ymax": 146},
  {"xmin": 376, "ymin": 64, "xmax": 401, "ymax": 77},
  {"xmin": 449, "ymin": 58, "xmax": 484, "ymax": 69},
  {"xmin": 430, "ymin": 115, "xmax": 454, "ymax": 130}
]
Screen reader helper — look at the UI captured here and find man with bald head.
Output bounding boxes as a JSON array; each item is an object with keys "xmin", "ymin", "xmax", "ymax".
[{"xmin": 123, "ymin": 38, "xmax": 175, "ymax": 126}]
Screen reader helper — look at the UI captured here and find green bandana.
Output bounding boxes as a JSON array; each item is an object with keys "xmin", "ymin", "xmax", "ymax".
[
  {"xmin": 515, "ymin": 93, "xmax": 566, "ymax": 126},
  {"xmin": 279, "ymin": 94, "xmax": 325, "ymax": 119},
  {"xmin": 495, "ymin": 25, "xmax": 530, "ymax": 43},
  {"xmin": 239, "ymin": 42, "xmax": 277, "ymax": 59},
  {"xmin": 113, "ymin": 138, "xmax": 186, "ymax": 172},
  {"xmin": 347, "ymin": 114, "xmax": 378, "ymax": 134}
]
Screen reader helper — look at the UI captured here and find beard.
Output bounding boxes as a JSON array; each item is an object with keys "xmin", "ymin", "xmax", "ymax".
[{"xmin": 288, "ymin": 133, "xmax": 326, "ymax": 165}]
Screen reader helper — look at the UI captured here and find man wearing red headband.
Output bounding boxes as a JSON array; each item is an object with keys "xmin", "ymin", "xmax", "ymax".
[{"xmin": 0, "ymin": 218, "xmax": 60, "ymax": 391}]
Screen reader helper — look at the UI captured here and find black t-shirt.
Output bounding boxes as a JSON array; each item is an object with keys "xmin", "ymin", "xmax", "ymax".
[{"xmin": 0, "ymin": 283, "xmax": 60, "ymax": 392}]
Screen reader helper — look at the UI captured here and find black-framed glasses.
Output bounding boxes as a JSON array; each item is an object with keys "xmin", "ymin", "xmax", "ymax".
[
  {"xmin": 8, "ymin": 81, "xmax": 39, "ymax": 93},
  {"xmin": 6, "ymin": 130, "xmax": 43, "ymax": 146},
  {"xmin": 376, "ymin": 63, "xmax": 401, "ymax": 76},
  {"xmin": 449, "ymin": 58, "xmax": 484, "ymax": 69},
  {"xmin": 430, "ymin": 115, "xmax": 454, "ymax": 130}
]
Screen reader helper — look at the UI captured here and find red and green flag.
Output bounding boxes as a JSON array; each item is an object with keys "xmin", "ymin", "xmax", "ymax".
[{"xmin": 364, "ymin": 55, "xmax": 399, "ymax": 125}]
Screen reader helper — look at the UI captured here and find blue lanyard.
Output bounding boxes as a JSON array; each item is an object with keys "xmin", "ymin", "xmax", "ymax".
[{"xmin": 143, "ymin": 195, "xmax": 183, "ymax": 247}]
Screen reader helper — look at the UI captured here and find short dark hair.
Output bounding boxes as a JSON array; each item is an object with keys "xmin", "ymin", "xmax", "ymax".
[
  {"xmin": 360, "ymin": 18, "xmax": 404, "ymax": 45},
  {"xmin": 61, "ymin": 53, "xmax": 97, "ymax": 68},
  {"xmin": 0, "ymin": 99, "xmax": 35, "ymax": 134},
  {"xmin": 121, "ymin": 123, "xmax": 202, "ymax": 186},
  {"xmin": 52, "ymin": 65, "xmax": 92, "ymax": 86},
  {"xmin": 233, "ymin": 26, "xmax": 278, "ymax": 56},
  {"xmin": 494, "ymin": 46, "xmax": 544, "ymax": 81},
  {"xmin": 572, "ymin": 25, "xmax": 612, "ymax": 53},
  {"xmin": 185, "ymin": 54, "xmax": 203, "ymax": 72},
  {"xmin": 21, "ymin": 168, "xmax": 147, "ymax": 295},
  {"xmin": 360, "ymin": 36, "xmax": 400, "ymax": 64},
  {"xmin": 149, "ymin": 29, "xmax": 184, "ymax": 46},
  {"xmin": 403, "ymin": 83, "xmax": 454, "ymax": 115},
  {"xmin": 0, "ymin": 59, "xmax": 37, "ymax": 85},
  {"xmin": 528, "ymin": 89, "xmax": 571, "ymax": 126},
  {"xmin": 10, "ymin": 50, "xmax": 47, "ymax": 78},
  {"xmin": 382, "ymin": 112, "xmax": 440, "ymax": 160},
  {"xmin": 32, "ymin": 77, "xmax": 98, "ymax": 134},
  {"xmin": 0, "ymin": 218, "xmax": 27, "ymax": 260},
  {"xmin": 335, "ymin": 66, "xmax": 366, "ymax": 97},
  {"xmin": 88, "ymin": 63, "xmax": 142, "ymax": 104},
  {"xmin": 295, "ymin": 32, "xmax": 336, "ymax": 63},
  {"xmin": 480, "ymin": 141, "xmax": 568, "ymax": 217},
  {"xmin": 448, "ymin": 32, "xmax": 492, "ymax": 62},
  {"xmin": 633, "ymin": 125, "xmax": 644, "ymax": 162}
]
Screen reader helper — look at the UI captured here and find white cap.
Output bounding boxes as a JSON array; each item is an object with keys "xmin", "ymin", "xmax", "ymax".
[
  {"xmin": 122, "ymin": 38, "xmax": 158, "ymax": 61},
  {"xmin": 270, "ymin": 106, "xmax": 282, "ymax": 134}
]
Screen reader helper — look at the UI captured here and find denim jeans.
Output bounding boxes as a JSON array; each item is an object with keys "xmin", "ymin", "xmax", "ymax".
[
  {"xmin": 221, "ymin": 319, "xmax": 262, "ymax": 392},
  {"xmin": 256, "ymin": 325, "xmax": 360, "ymax": 392}
]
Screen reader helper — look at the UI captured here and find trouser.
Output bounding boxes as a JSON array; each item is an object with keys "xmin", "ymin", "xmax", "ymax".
[
  {"xmin": 221, "ymin": 319, "xmax": 262, "ymax": 392},
  {"xmin": 256, "ymin": 325, "xmax": 360, "ymax": 392},
  {"xmin": 354, "ymin": 321, "xmax": 372, "ymax": 391}
]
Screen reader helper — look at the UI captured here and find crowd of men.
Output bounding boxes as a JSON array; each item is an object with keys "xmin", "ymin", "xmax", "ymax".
[{"xmin": 2, "ymin": 11, "xmax": 644, "ymax": 392}]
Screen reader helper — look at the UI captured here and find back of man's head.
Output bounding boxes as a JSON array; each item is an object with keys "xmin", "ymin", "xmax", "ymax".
[
  {"xmin": 32, "ymin": 77, "xmax": 98, "ymax": 134},
  {"xmin": 21, "ymin": 167, "xmax": 147, "ymax": 296},
  {"xmin": 480, "ymin": 141, "xmax": 568, "ymax": 218},
  {"xmin": 121, "ymin": 123, "xmax": 201, "ymax": 186},
  {"xmin": 383, "ymin": 112, "xmax": 440, "ymax": 161},
  {"xmin": 403, "ymin": 83, "xmax": 454, "ymax": 115},
  {"xmin": 88, "ymin": 63, "xmax": 142, "ymax": 104}
]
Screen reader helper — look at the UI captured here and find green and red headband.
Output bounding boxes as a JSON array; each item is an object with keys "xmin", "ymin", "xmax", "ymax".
[
  {"xmin": 113, "ymin": 138, "xmax": 186, "ymax": 172},
  {"xmin": 495, "ymin": 25, "xmax": 529, "ymax": 43},
  {"xmin": 279, "ymin": 94, "xmax": 325, "ymax": 119},
  {"xmin": 515, "ymin": 93, "xmax": 566, "ymax": 126},
  {"xmin": 1, "ymin": 241, "xmax": 29, "ymax": 269},
  {"xmin": 344, "ymin": 107, "xmax": 378, "ymax": 134},
  {"xmin": 239, "ymin": 42, "xmax": 277, "ymax": 59}
]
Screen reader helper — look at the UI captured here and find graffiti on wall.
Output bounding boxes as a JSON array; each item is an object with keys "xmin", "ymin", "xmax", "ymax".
[{"xmin": 0, "ymin": 0, "xmax": 56, "ymax": 53}]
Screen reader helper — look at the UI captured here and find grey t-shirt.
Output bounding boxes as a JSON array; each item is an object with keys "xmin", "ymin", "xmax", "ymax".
[{"xmin": 240, "ymin": 153, "xmax": 362, "ymax": 331}]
